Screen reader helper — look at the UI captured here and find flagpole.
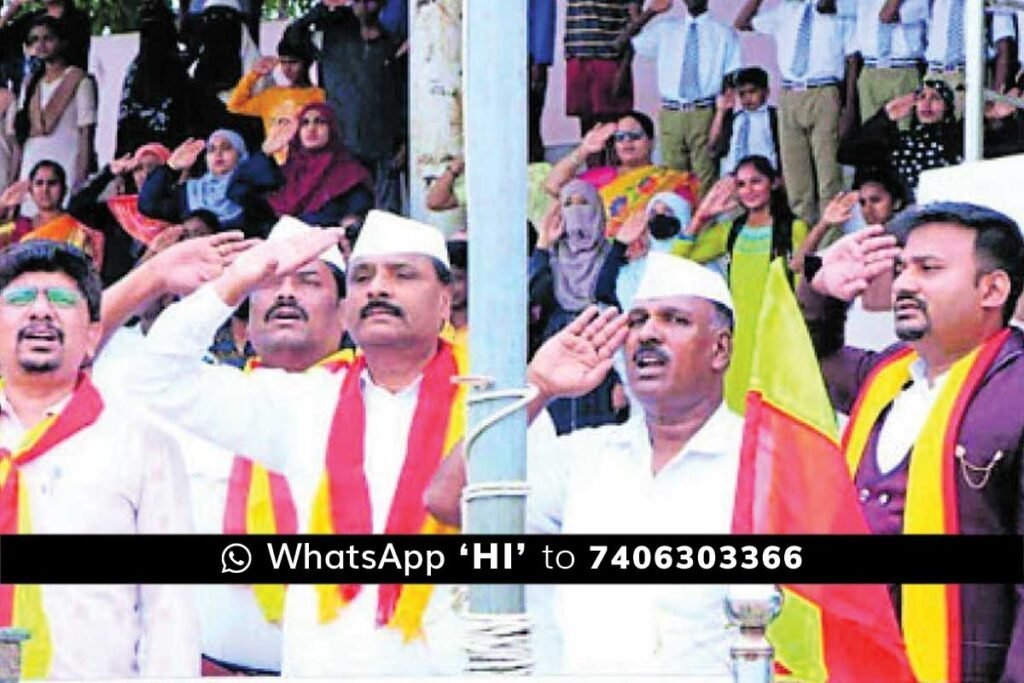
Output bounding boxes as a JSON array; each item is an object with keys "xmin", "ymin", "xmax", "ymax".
[{"xmin": 461, "ymin": 0, "xmax": 531, "ymax": 674}]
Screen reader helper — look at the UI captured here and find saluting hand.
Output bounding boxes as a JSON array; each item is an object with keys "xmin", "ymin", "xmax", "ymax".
[
  {"xmin": 812, "ymin": 225, "xmax": 901, "ymax": 302},
  {"xmin": 527, "ymin": 306, "xmax": 630, "ymax": 401}
]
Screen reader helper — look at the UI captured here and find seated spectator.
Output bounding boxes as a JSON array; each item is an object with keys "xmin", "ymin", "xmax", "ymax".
[
  {"xmin": 544, "ymin": 110, "xmax": 699, "ymax": 233},
  {"xmin": 188, "ymin": 0, "xmax": 265, "ymax": 151},
  {"xmin": 674, "ymin": 154, "xmax": 807, "ymax": 412},
  {"xmin": 6, "ymin": 15, "xmax": 96, "ymax": 216},
  {"xmin": 595, "ymin": 190, "xmax": 692, "ymax": 311},
  {"xmin": 839, "ymin": 80, "xmax": 962, "ymax": 197},
  {"xmin": 139, "ymin": 129, "xmax": 280, "ymax": 236},
  {"xmin": 66, "ymin": 142, "xmax": 173, "ymax": 285},
  {"xmin": 425, "ymin": 154, "xmax": 552, "ymax": 242},
  {"xmin": 530, "ymin": 179, "xmax": 624, "ymax": 433},
  {"xmin": 117, "ymin": 0, "xmax": 199, "ymax": 157},
  {"xmin": 545, "ymin": 111, "xmax": 654, "ymax": 196},
  {"xmin": 709, "ymin": 66, "xmax": 780, "ymax": 176},
  {"xmin": 0, "ymin": 0, "xmax": 90, "ymax": 73},
  {"xmin": 226, "ymin": 28, "xmax": 325, "ymax": 164},
  {"xmin": 263, "ymin": 103, "xmax": 373, "ymax": 225},
  {"xmin": 0, "ymin": 159, "xmax": 103, "ymax": 265}
]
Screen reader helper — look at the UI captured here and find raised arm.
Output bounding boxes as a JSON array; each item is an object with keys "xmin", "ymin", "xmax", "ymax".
[{"xmin": 734, "ymin": 0, "xmax": 766, "ymax": 31}]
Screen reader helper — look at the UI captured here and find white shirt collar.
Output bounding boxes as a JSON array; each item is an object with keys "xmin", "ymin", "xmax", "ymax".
[
  {"xmin": 619, "ymin": 402, "xmax": 737, "ymax": 472},
  {"xmin": 358, "ymin": 366, "xmax": 424, "ymax": 399},
  {"xmin": 908, "ymin": 356, "xmax": 949, "ymax": 390},
  {"xmin": 0, "ymin": 386, "xmax": 74, "ymax": 438},
  {"xmin": 740, "ymin": 104, "xmax": 769, "ymax": 116}
]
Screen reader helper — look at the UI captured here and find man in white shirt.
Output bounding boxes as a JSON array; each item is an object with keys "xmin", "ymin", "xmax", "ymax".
[
  {"xmin": 632, "ymin": 0, "xmax": 740, "ymax": 197},
  {"xmin": 124, "ymin": 211, "xmax": 468, "ymax": 676},
  {"xmin": 0, "ymin": 239, "xmax": 198, "ymax": 679},
  {"xmin": 428, "ymin": 252, "xmax": 742, "ymax": 677},
  {"xmin": 735, "ymin": 0, "xmax": 855, "ymax": 224},
  {"xmin": 849, "ymin": 0, "xmax": 927, "ymax": 122}
]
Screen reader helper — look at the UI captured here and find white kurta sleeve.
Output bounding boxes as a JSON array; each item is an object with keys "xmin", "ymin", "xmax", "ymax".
[
  {"xmin": 125, "ymin": 284, "xmax": 324, "ymax": 471},
  {"xmin": 132, "ymin": 419, "xmax": 201, "ymax": 677}
]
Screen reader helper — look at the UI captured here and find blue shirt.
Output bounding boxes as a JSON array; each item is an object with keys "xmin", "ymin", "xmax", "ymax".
[{"xmin": 530, "ymin": 0, "xmax": 557, "ymax": 65}]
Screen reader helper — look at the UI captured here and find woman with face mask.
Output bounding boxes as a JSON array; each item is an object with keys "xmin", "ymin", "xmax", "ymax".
[
  {"xmin": 594, "ymin": 191, "xmax": 693, "ymax": 311},
  {"xmin": 529, "ymin": 179, "xmax": 623, "ymax": 433},
  {"xmin": 673, "ymin": 154, "xmax": 809, "ymax": 413}
]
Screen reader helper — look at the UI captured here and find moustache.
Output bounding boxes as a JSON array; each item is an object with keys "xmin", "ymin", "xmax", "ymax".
[
  {"xmin": 360, "ymin": 300, "xmax": 404, "ymax": 319},
  {"xmin": 894, "ymin": 292, "xmax": 927, "ymax": 313},
  {"xmin": 17, "ymin": 322, "xmax": 64, "ymax": 344},
  {"xmin": 632, "ymin": 343, "xmax": 670, "ymax": 366},
  {"xmin": 265, "ymin": 301, "xmax": 309, "ymax": 322}
]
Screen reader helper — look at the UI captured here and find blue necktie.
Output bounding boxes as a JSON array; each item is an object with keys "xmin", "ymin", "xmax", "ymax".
[
  {"xmin": 878, "ymin": 22, "xmax": 893, "ymax": 65},
  {"xmin": 792, "ymin": 3, "xmax": 813, "ymax": 79},
  {"xmin": 946, "ymin": 0, "xmax": 964, "ymax": 66},
  {"xmin": 679, "ymin": 22, "xmax": 700, "ymax": 102},
  {"xmin": 734, "ymin": 113, "xmax": 750, "ymax": 164}
]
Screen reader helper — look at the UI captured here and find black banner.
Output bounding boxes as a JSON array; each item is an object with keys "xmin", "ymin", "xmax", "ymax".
[{"xmin": 0, "ymin": 534, "xmax": 1021, "ymax": 584}]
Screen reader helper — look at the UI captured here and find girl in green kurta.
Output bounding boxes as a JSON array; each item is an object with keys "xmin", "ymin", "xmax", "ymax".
[{"xmin": 671, "ymin": 155, "xmax": 808, "ymax": 412}]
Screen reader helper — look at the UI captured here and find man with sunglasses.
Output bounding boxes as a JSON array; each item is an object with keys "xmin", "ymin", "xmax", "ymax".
[{"xmin": 0, "ymin": 239, "xmax": 199, "ymax": 678}]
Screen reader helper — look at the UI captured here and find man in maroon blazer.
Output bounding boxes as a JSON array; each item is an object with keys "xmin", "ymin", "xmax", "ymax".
[{"xmin": 800, "ymin": 202, "xmax": 1024, "ymax": 683}]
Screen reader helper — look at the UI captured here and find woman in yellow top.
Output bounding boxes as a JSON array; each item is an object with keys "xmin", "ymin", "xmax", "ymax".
[
  {"xmin": 673, "ymin": 154, "xmax": 808, "ymax": 413},
  {"xmin": 226, "ymin": 29, "xmax": 325, "ymax": 163}
]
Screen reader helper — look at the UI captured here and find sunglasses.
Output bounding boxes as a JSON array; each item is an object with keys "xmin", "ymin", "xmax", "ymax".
[
  {"xmin": 2, "ymin": 285, "xmax": 81, "ymax": 308},
  {"xmin": 613, "ymin": 130, "xmax": 646, "ymax": 142}
]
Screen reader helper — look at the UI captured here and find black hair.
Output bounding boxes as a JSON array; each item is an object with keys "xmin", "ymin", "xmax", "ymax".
[
  {"xmin": 734, "ymin": 67, "xmax": 769, "ymax": 90},
  {"xmin": 432, "ymin": 257, "xmax": 453, "ymax": 285},
  {"xmin": 0, "ymin": 240, "xmax": 102, "ymax": 321},
  {"xmin": 28, "ymin": 15, "xmax": 64, "ymax": 42},
  {"xmin": 729, "ymin": 155, "xmax": 796, "ymax": 271},
  {"xmin": 29, "ymin": 159, "xmax": 68, "ymax": 203},
  {"xmin": 888, "ymin": 202, "xmax": 1024, "ymax": 325},
  {"xmin": 852, "ymin": 166, "xmax": 910, "ymax": 212},
  {"xmin": 616, "ymin": 110, "xmax": 655, "ymax": 140},
  {"xmin": 325, "ymin": 262, "xmax": 346, "ymax": 300},
  {"xmin": 277, "ymin": 25, "xmax": 316, "ymax": 65},
  {"xmin": 182, "ymin": 208, "xmax": 221, "ymax": 234},
  {"xmin": 446, "ymin": 240, "xmax": 467, "ymax": 270}
]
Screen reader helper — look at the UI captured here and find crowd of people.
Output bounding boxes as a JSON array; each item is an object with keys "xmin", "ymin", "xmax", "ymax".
[{"xmin": 0, "ymin": 0, "xmax": 1023, "ymax": 681}]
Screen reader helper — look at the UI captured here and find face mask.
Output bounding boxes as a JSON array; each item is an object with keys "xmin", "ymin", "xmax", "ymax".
[{"xmin": 648, "ymin": 214, "xmax": 681, "ymax": 240}]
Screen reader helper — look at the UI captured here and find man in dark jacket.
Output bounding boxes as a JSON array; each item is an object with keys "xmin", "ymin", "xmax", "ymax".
[{"xmin": 800, "ymin": 202, "xmax": 1024, "ymax": 683}]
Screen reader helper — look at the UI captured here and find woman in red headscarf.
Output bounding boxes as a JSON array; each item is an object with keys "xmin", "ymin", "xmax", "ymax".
[{"xmin": 264, "ymin": 102, "xmax": 373, "ymax": 225}]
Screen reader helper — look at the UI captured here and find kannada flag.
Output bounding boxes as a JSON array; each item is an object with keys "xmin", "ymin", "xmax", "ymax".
[{"xmin": 732, "ymin": 259, "xmax": 915, "ymax": 683}]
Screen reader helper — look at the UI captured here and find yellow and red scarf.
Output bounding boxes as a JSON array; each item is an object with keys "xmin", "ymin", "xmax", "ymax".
[
  {"xmin": 842, "ymin": 329, "xmax": 1010, "ymax": 683},
  {"xmin": 0, "ymin": 375, "xmax": 104, "ymax": 679},
  {"xmin": 311, "ymin": 340, "xmax": 465, "ymax": 640},
  {"xmin": 222, "ymin": 349, "xmax": 356, "ymax": 623}
]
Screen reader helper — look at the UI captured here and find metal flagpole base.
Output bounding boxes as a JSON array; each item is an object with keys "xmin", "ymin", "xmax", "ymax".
[
  {"xmin": 0, "ymin": 628, "xmax": 29, "ymax": 683},
  {"xmin": 726, "ymin": 585, "xmax": 783, "ymax": 683}
]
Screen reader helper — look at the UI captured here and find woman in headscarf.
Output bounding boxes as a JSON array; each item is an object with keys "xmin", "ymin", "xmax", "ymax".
[
  {"xmin": 839, "ymin": 80, "xmax": 962, "ymax": 197},
  {"xmin": 116, "ymin": 0, "xmax": 198, "ymax": 156},
  {"xmin": 139, "ymin": 128, "xmax": 279, "ymax": 235},
  {"xmin": 529, "ymin": 179, "xmax": 621, "ymax": 434},
  {"xmin": 594, "ymin": 190, "xmax": 693, "ymax": 311},
  {"xmin": 263, "ymin": 102, "xmax": 373, "ymax": 225}
]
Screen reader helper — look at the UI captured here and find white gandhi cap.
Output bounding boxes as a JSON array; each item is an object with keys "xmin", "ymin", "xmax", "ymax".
[
  {"xmin": 266, "ymin": 215, "xmax": 346, "ymax": 273},
  {"xmin": 349, "ymin": 210, "xmax": 450, "ymax": 269},
  {"xmin": 633, "ymin": 252, "xmax": 734, "ymax": 312}
]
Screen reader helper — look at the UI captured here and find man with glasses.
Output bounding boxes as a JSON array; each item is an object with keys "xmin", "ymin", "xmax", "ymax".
[{"xmin": 0, "ymin": 239, "xmax": 198, "ymax": 678}]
